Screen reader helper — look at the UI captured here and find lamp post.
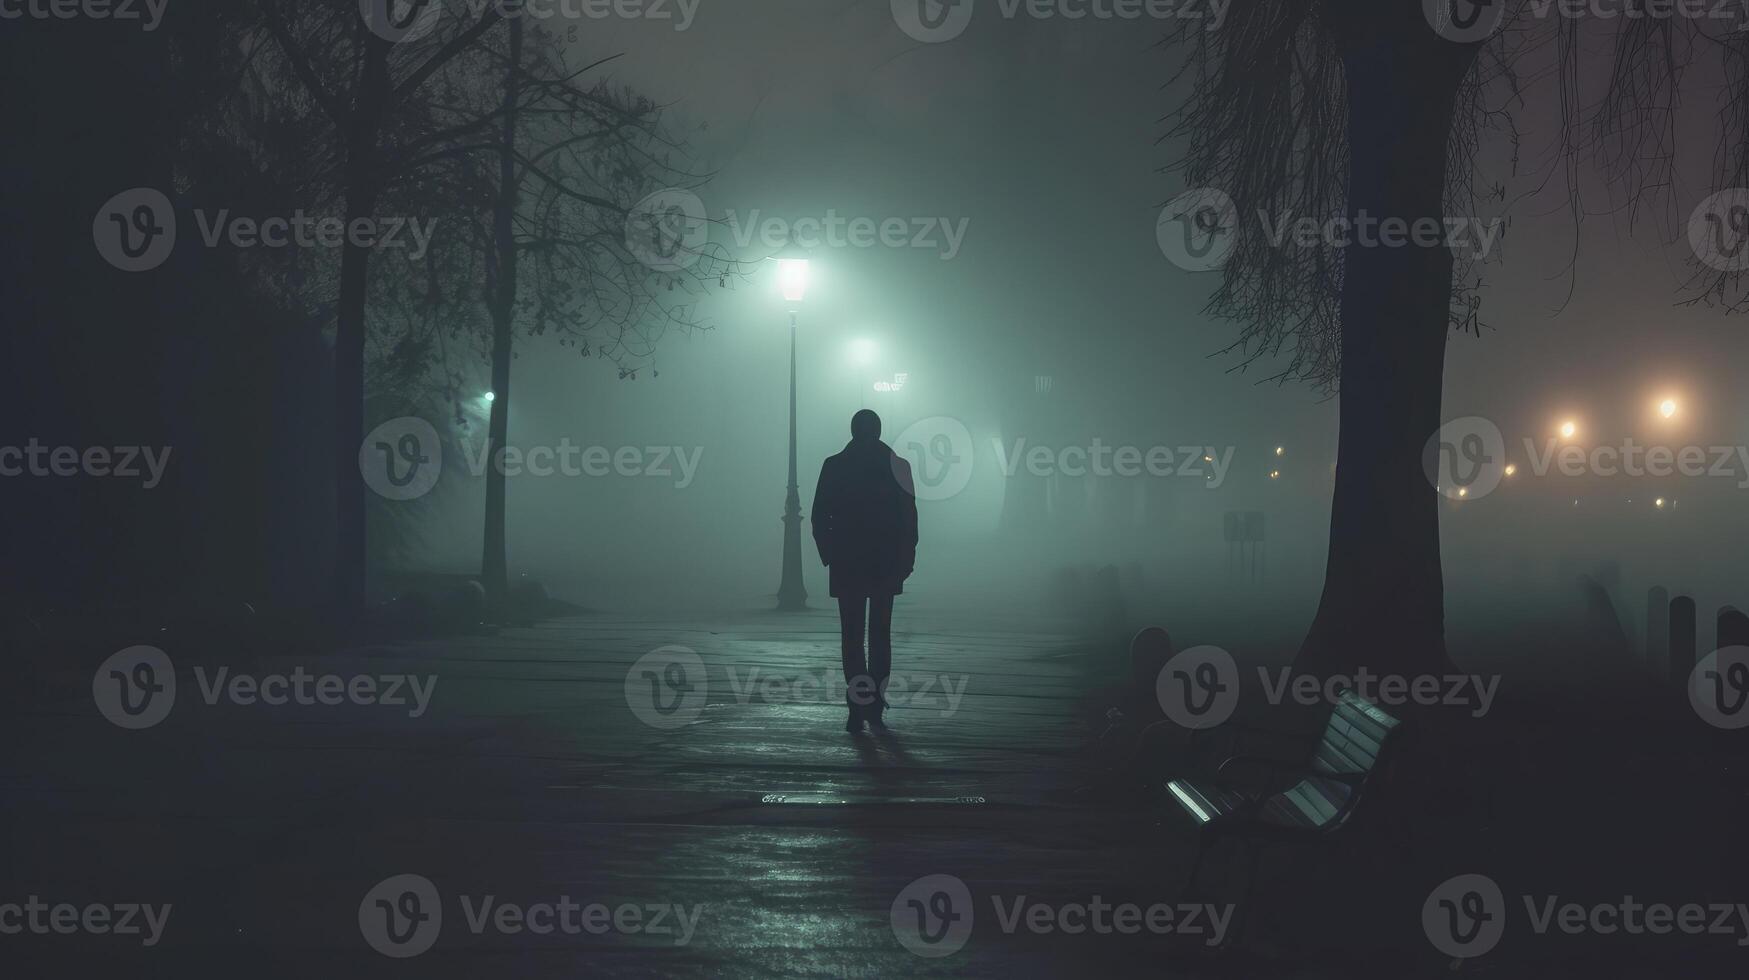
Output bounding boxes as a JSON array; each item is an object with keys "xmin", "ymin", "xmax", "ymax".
[{"xmin": 775, "ymin": 252, "xmax": 811, "ymax": 611}]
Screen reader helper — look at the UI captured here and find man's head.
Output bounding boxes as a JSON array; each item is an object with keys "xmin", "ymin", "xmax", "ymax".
[{"xmin": 850, "ymin": 409, "xmax": 881, "ymax": 441}]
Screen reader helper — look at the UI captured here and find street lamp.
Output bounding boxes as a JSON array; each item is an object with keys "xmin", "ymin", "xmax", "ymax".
[
  {"xmin": 773, "ymin": 246, "xmax": 811, "ymax": 611},
  {"xmin": 1658, "ymin": 397, "xmax": 1678, "ymax": 420}
]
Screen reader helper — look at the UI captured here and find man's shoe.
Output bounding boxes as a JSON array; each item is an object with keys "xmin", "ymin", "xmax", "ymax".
[
  {"xmin": 845, "ymin": 704, "xmax": 865, "ymax": 734},
  {"xmin": 867, "ymin": 704, "xmax": 889, "ymax": 733}
]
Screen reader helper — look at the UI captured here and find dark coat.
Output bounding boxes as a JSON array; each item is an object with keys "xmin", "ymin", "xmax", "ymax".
[{"xmin": 811, "ymin": 438, "xmax": 919, "ymax": 598}]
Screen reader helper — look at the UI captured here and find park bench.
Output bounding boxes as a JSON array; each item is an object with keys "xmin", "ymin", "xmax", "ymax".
[{"xmin": 1165, "ymin": 689, "xmax": 1405, "ymax": 934}]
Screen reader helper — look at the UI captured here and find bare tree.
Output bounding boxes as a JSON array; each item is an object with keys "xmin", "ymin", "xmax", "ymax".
[
  {"xmin": 1161, "ymin": 1, "xmax": 1749, "ymax": 675},
  {"xmin": 423, "ymin": 20, "xmax": 728, "ymax": 614},
  {"xmin": 247, "ymin": 0, "xmax": 505, "ymax": 613}
]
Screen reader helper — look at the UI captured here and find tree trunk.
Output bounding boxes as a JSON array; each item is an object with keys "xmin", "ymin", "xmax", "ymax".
[
  {"xmin": 481, "ymin": 17, "xmax": 522, "ymax": 618},
  {"xmin": 1296, "ymin": 26, "xmax": 1476, "ymax": 678},
  {"xmin": 333, "ymin": 38, "xmax": 393, "ymax": 616}
]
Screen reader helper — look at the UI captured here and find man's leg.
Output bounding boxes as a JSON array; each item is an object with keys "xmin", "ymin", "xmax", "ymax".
[
  {"xmin": 867, "ymin": 594, "xmax": 894, "ymax": 726},
  {"xmin": 838, "ymin": 596, "xmax": 869, "ymax": 729}
]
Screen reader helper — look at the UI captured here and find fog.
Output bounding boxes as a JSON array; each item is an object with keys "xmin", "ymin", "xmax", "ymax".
[{"xmin": 368, "ymin": 4, "xmax": 1749, "ymax": 667}]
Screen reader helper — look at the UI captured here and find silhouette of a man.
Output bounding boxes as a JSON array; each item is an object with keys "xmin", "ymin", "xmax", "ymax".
[{"xmin": 811, "ymin": 409, "xmax": 918, "ymax": 733}]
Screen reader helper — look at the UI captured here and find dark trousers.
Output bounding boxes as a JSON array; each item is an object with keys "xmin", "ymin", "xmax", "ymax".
[{"xmin": 838, "ymin": 594, "xmax": 895, "ymax": 710}]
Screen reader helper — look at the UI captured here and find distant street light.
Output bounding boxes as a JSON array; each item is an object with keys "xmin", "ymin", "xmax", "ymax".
[
  {"xmin": 483, "ymin": 391, "xmax": 496, "ymax": 403},
  {"xmin": 772, "ymin": 246, "xmax": 810, "ymax": 611},
  {"xmin": 776, "ymin": 258, "xmax": 810, "ymax": 303},
  {"xmin": 1559, "ymin": 420, "xmax": 1577, "ymax": 440},
  {"xmin": 1504, "ymin": 463, "xmax": 1517, "ymax": 477},
  {"xmin": 1659, "ymin": 397, "xmax": 1678, "ymax": 419},
  {"xmin": 1274, "ymin": 446, "xmax": 1284, "ymax": 456}
]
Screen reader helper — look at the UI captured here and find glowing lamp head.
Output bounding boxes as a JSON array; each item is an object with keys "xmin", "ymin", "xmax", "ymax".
[
  {"xmin": 1659, "ymin": 398, "xmax": 1677, "ymax": 419},
  {"xmin": 1504, "ymin": 463, "xmax": 1516, "ymax": 477},
  {"xmin": 1655, "ymin": 497, "xmax": 1667, "ymax": 509},
  {"xmin": 483, "ymin": 391, "xmax": 496, "ymax": 403},
  {"xmin": 1457, "ymin": 487, "xmax": 1468, "ymax": 498},
  {"xmin": 1268, "ymin": 470, "xmax": 1280, "ymax": 480},
  {"xmin": 1274, "ymin": 446, "xmax": 1284, "ymax": 457},
  {"xmin": 776, "ymin": 258, "xmax": 810, "ymax": 303},
  {"xmin": 1559, "ymin": 420, "xmax": 1577, "ymax": 440}
]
